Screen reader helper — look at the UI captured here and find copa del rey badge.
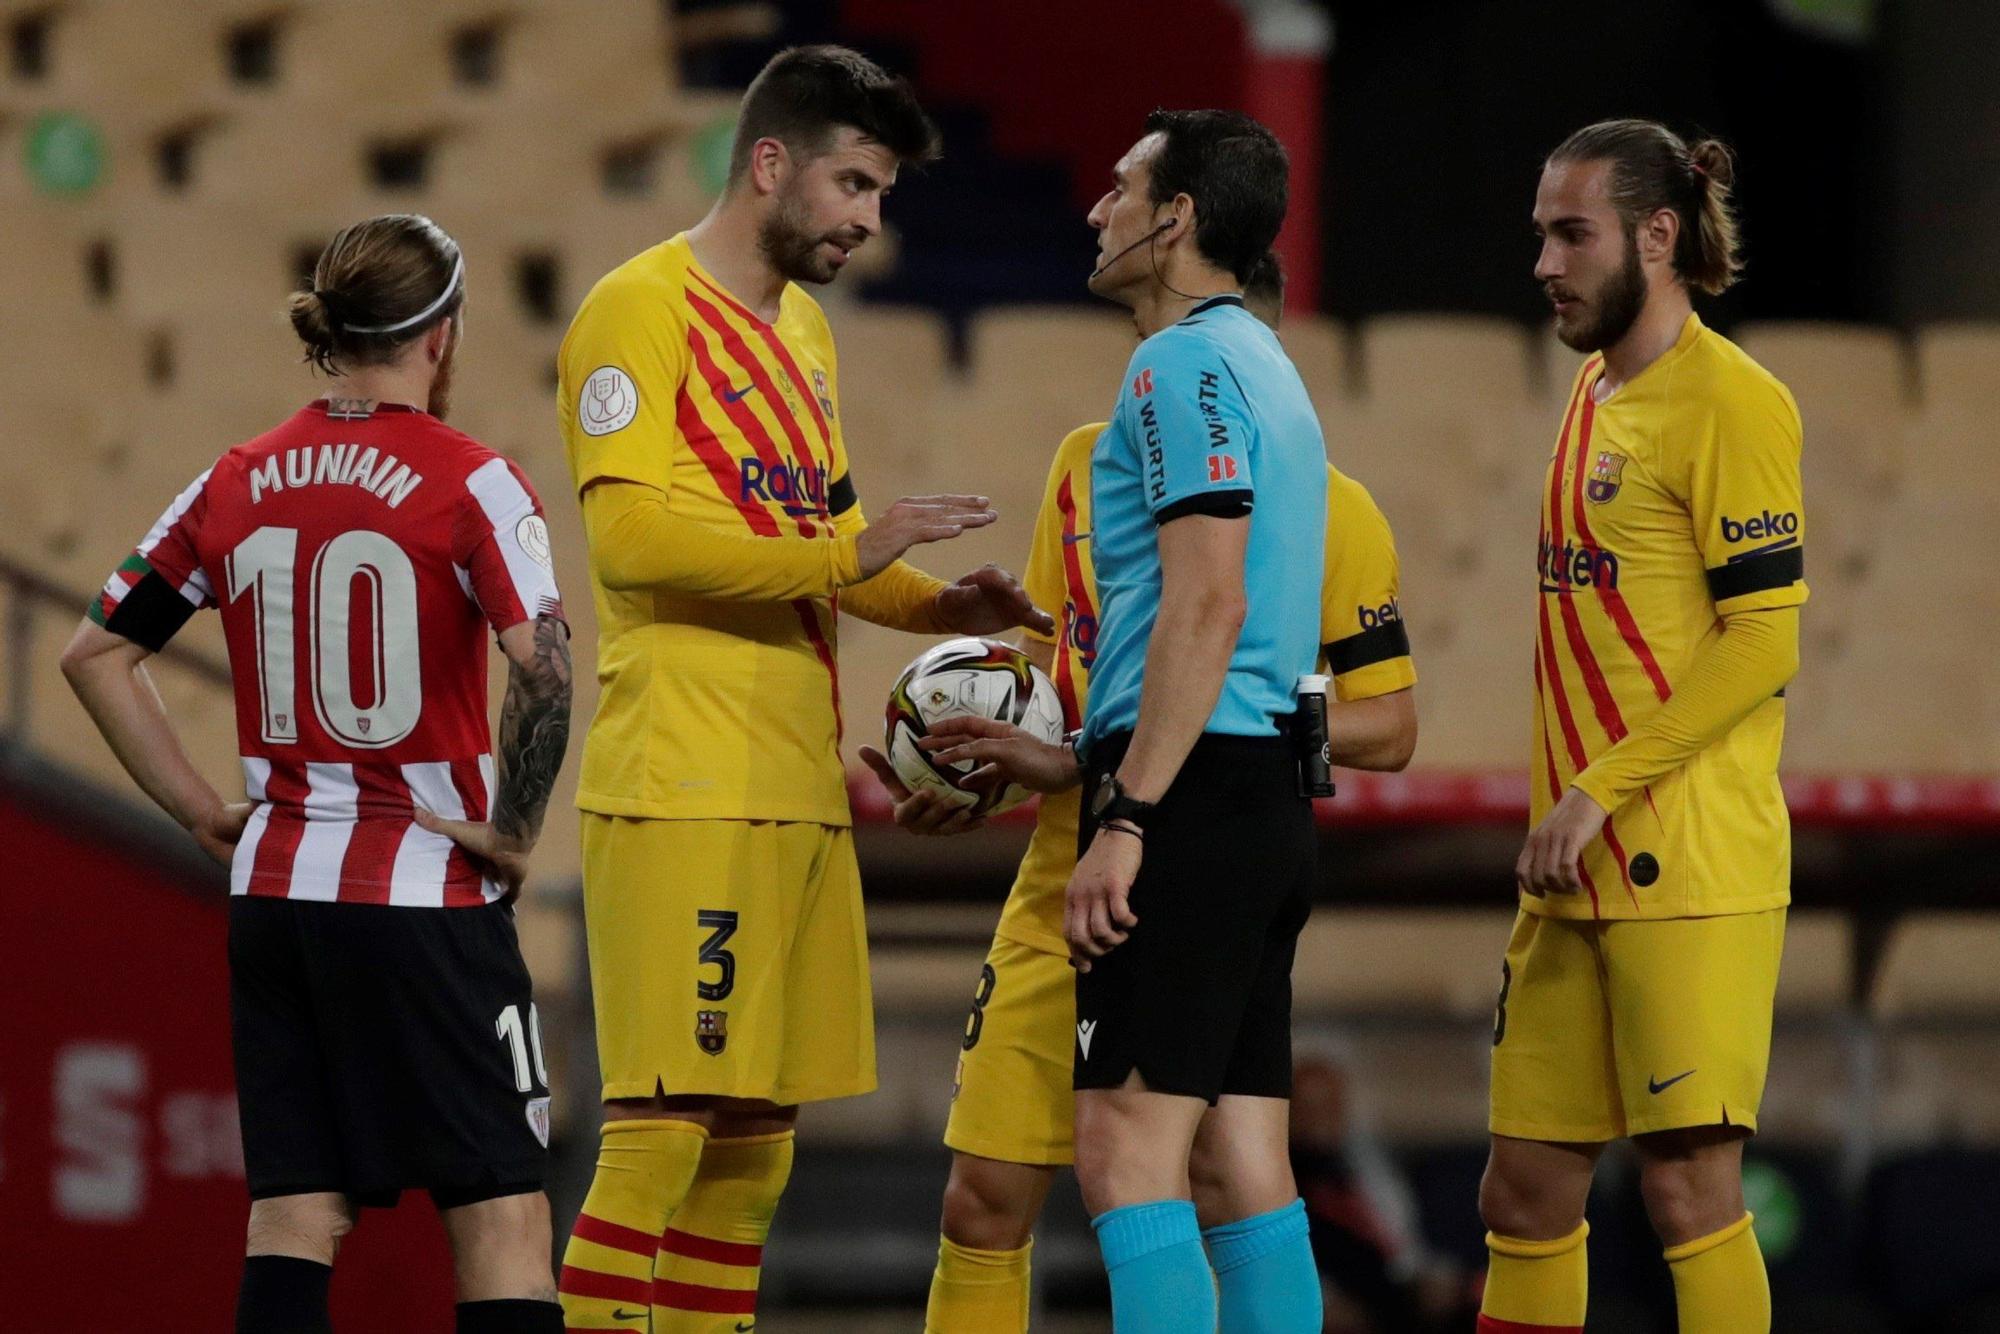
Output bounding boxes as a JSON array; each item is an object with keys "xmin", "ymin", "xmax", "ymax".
[{"xmin": 696, "ymin": 1010, "xmax": 728, "ymax": 1055}]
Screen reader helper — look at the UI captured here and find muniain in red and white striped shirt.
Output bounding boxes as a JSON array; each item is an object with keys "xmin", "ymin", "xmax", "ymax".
[{"xmin": 77, "ymin": 399, "xmax": 565, "ymax": 906}]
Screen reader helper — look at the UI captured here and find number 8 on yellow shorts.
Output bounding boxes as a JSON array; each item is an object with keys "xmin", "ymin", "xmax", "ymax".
[
  {"xmin": 1489, "ymin": 907, "xmax": 1786, "ymax": 1143},
  {"xmin": 944, "ymin": 935, "xmax": 1077, "ymax": 1167},
  {"xmin": 580, "ymin": 814, "xmax": 877, "ymax": 1107}
]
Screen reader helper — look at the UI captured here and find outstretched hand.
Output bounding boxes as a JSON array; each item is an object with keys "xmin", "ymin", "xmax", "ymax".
[
  {"xmin": 919, "ymin": 716, "xmax": 1079, "ymax": 794},
  {"xmin": 857, "ymin": 745, "xmax": 987, "ymax": 836},
  {"xmin": 934, "ymin": 565, "xmax": 1056, "ymax": 637}
]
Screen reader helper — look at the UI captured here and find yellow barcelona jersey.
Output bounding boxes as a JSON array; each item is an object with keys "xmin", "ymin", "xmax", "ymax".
[
  {"xmin": 1530, "ymin": 313, "xmax": 1807, "ymax": 920},
  {"xmin": 994, "ymin": 423, "xmax": 1419, "ymax": 955},
  {"xmin": 558, "ymin": 235, "xmax": 860, "ymax": 825}
]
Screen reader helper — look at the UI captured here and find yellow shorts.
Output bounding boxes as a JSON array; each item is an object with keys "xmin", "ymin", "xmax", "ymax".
[
  {"xmin": 580, "ymin": 814, "xmax": 875, "ymax": 1107},
  {"xmin": 1489, "ymin": 907, "xmax": 1786, "ymax": 1142},
  {"xmin": 943, "ymin": 934, "xmax": 1076, "ymax": 1166}
]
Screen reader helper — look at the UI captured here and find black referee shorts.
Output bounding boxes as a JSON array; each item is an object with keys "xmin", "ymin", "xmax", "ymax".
[
  {"xmin": 229, "ymin": 897, "xmax": 549, "ymax": 1209},
  {"xmin": 1074, "ymin": 730, "xmax": 1316, "ymax": 1104}
]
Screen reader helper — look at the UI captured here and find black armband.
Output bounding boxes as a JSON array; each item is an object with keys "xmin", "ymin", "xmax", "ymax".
[{"xmin": 1155, "ymin": 489, "xmax": 1254, "ymax": 524}]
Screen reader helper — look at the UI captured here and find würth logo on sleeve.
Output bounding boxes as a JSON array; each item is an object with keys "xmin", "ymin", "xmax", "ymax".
[
  {"xmin": 1132, "ymin": 367, "xmax": 1154, "ymax": 398},
  {"xmin": 696, "ymin": 1010, "xmax": 728, "ymax": 1055},
  {"xmin": 1206, "ymin": 454, "xmax": 1239, "ymax": 484},
  {"xmin": 1586, "ymin": 451, "xmax": 1627, "ymax": 504}
]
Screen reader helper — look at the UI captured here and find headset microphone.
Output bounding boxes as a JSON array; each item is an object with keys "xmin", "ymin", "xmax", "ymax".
[{"xmin": 1090, "ymin": 218, "xmax": 1177, "ymax": 279}]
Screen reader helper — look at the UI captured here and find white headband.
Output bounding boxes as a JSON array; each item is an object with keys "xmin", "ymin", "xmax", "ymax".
[{"xmin": 339, "ymin": 254, "xmax": 464, "ymax": 335}]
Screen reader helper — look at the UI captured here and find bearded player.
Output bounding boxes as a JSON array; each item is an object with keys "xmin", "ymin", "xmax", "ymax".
[
  {"xmin": 62, "ymin": 215, "xmax": 572, "ymax": 1333},
  {"xmin": 1476, "ymin": 121, "xmax": 1805, "ymax": 1334},
  {"xmin": 861, "ymin": 255, "xmax": 1420, "ymax": 1332},
  {"xmin": 553, "ymin": 46, "xmax": 1052, "ymax": 1331}
]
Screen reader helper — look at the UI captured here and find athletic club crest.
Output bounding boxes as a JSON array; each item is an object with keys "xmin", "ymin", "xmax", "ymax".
[
  {"xmin": 696, "ymin": 1010, "xmax": 728, "ymax": 1055},
  {"xmin": 811, "ymin": 368, "xmax": 835, "ymax": 418},
  {"xmin": 1586, "ymin": 451, "xmax": 1627, "ymax": 504},
  {"xmin": 525, "ymin": 1096, "xmax": 551, "ymax": 1148}
]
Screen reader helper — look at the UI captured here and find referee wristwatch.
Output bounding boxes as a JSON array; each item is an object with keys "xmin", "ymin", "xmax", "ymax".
[{"xmin": 1090, "ymin": 773, "xmax": 1156, "ymax": 829}]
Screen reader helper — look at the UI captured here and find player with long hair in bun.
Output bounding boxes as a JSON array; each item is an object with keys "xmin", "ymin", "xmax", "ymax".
[
  {"xmin": 63, "ymin": 213, "xmax": 573, "ymax": 1332},
  {"xmin": 1477, "ymin": 121, "xmax": 1805, "ymax": 1334}
]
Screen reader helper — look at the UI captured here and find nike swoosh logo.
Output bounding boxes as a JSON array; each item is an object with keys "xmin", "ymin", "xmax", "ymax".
[
  {"xmin": 1063, "ymin": 531, "xmax": 1092, "ymax": 545},
  {"xmin": 722, "ymin": 383, "xmax": 756, "ymax": 403},
  {"xmin": 611, "ymin": 1309, "xmax": 647, "ymax": 1322},
  {"xmin": 1648, "ymin": 1069, "xmax": 1695, "ymax": 1095},
  {"xmin": 735, "ymin": 1324, "xmax": 756, "ymax": 1332}
]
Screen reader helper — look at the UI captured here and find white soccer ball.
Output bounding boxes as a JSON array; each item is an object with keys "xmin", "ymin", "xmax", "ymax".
[{"xmin": 884, "ymin": 637, "xmax": 1066, "ymax": 816}]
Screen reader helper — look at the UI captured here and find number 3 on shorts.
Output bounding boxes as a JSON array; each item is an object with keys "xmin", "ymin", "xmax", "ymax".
[{"xmin": 698, "ymin": 909, "xmax": 739, "ymax": 1002}]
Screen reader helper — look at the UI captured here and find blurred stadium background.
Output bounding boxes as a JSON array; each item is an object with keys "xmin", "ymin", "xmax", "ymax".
[{"xmin": 3, "ymin": 1, "xmax": 1998, "ymax": 1330}]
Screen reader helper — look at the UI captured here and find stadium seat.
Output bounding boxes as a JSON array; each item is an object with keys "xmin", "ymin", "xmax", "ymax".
[
  {"xmin": 0, "ymin": 203, "xmax": 107, "ymax": 313},
  {"xmin": 29, "ymin": 0, "xmax": 265, "ymax": 109},
  {"xmin": 1355, "ymin": 314, "xmax": 1541, "ymax": 479},
  {"xmin": 499, "ymin": 2, "xmax": 683, "ymax": 107},
  {"xmin": 1759, "ymin": 1028, "xmax": 1861, "ymax": 1146},
  {"xmin": 1776, "ymin": 911, "xmax": 1852, "ymax": 1013},
  {"xmin": 1872, "ymin": 913, "xmax": 2000, "ymax": 1018},
  {"xmin": 1304, "ymin": 1025, "xmax": 1492, "ymax": 1145},
  {"xmin": 963, "ymin": 304, "xmax": 1133, "ymax": 446},
  {"xmin": 1292, "ymin": 908, "xmax": 1515, "ymax": 1018},
  {"xmin": 1784, "ymin": 478, "xmax": 1999, "ymax": 774},
  {"xmin": 1915, "ymin": 322, "xmax": 2000, "ymax": 419},
  {"xmin": 1397, "ymin": 458, "xmax": 1541, "ymax": 768},
  {"xmin": 1278, "ymin": 311, "xmax": 1350, "ymax": 418},
  {"xmin": 1735, "ymin": 322, "xmax": 1910, "ymax": 583},
  {"xmin": 822, "ymin": 304, "xmax": 954, "ymax": 488}
]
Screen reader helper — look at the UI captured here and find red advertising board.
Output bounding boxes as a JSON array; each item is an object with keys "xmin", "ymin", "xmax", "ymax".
[{"xmin": 0, "ymin": 789, "xmax": 454, "ymax": 1330}]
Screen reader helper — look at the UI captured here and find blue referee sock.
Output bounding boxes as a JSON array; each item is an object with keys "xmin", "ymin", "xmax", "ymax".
[
  {"xmin": 1204, "ymin": 1198, "xmax": 1321, "ymax": 1333},
  {"xmin": 1093, "ymin": 1199, "xmax": 1216, "ymax": 1332}
]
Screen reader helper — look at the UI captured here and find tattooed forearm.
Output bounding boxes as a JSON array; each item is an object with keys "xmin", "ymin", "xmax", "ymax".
[{"xmin": 492, "ymin": 614, "xmax": 572, "ymax": 845}]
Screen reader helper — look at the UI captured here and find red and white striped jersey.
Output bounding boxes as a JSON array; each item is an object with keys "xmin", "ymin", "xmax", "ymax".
[{"xmin": 91, "ymin": 400, "xmax": 565, "ymax": 907}]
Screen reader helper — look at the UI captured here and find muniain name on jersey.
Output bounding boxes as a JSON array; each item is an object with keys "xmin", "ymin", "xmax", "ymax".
[{"xmin": 249, "ymin": 444, "xmax": 424, "ymax": 508}]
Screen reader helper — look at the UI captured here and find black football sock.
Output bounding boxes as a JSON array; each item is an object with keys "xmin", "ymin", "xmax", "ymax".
[
  {"xmin": 456, "ymin": 1298, "xmax": 565, "ymax": 1333},
  {"xmin": 236, "ymin": 1255, "xmax": 334, "ymax": 1334}
]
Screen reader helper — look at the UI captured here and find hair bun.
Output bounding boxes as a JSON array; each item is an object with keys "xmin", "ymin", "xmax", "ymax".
[
  {"xmin": 1689, "ymin": 138, "xmax": 1736, "ymax": 191},
  {"xmin": 286, "ymin": 287, "xmax": 340, "ymax": 370}
]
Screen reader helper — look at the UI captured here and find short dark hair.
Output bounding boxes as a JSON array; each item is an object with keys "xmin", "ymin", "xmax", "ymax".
[
  {"xmin": 1547, "ymin": 119, "xmax": 1744, "ymax": 295},
  {"xmin": 728, "ymin": 45, "xmax": 940, "ymax": 183},
  {"xmin": 1141, "ymin": 109, "xmax": 1288, "ymax": 284},
  {"xmin": 1243, "ymin": 250, "xmax": 1285, "ymax": 323}
]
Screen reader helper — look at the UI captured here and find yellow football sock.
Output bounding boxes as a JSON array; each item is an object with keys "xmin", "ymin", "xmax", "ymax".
[
  {"xmin": 559, "ymin": 1118, "xmax": 709, "ymax": 1331},
  {"xmin": 925, "ymin": 1234, "xmax": 1033, "ymax": 1334},
  {"xmin": 1665, "ymin": 1213, "xmax": 1769, "ymax": 1334},
  {"xmin": 651, "ymin": 1131, "xmax": 795, "ymax": 1332},
  {"xmin": 1478, "ymin": 1221, "xmax": 1589, "ymax": 1332}
]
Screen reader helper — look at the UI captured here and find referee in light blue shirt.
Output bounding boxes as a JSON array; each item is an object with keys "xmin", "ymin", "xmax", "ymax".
[{"xmin": 923, "ymin": 109, "xmax": 1327, "ymax": 1332}]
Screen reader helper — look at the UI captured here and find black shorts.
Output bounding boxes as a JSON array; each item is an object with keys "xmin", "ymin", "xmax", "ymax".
[
  {"xmin": 229, "ymin": 896, "xmax": 549, "ymax": 1209},
  {"xmin": 1074, "ymin": 731, "xmax": 1316, "ymax": 1104}
]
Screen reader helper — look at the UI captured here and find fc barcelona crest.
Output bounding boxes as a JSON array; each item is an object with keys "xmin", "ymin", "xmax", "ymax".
[
  {"xmin": 696, "ymin": 1009, "xmax": 728, "ymax": 1055},
  {"xmin": 1586, "ymin": 451, "xmax": 1627, "ymax": 504},
  {"xmin": 811, "ymin": 368, "xmax": 835, "ymax": 418}
]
